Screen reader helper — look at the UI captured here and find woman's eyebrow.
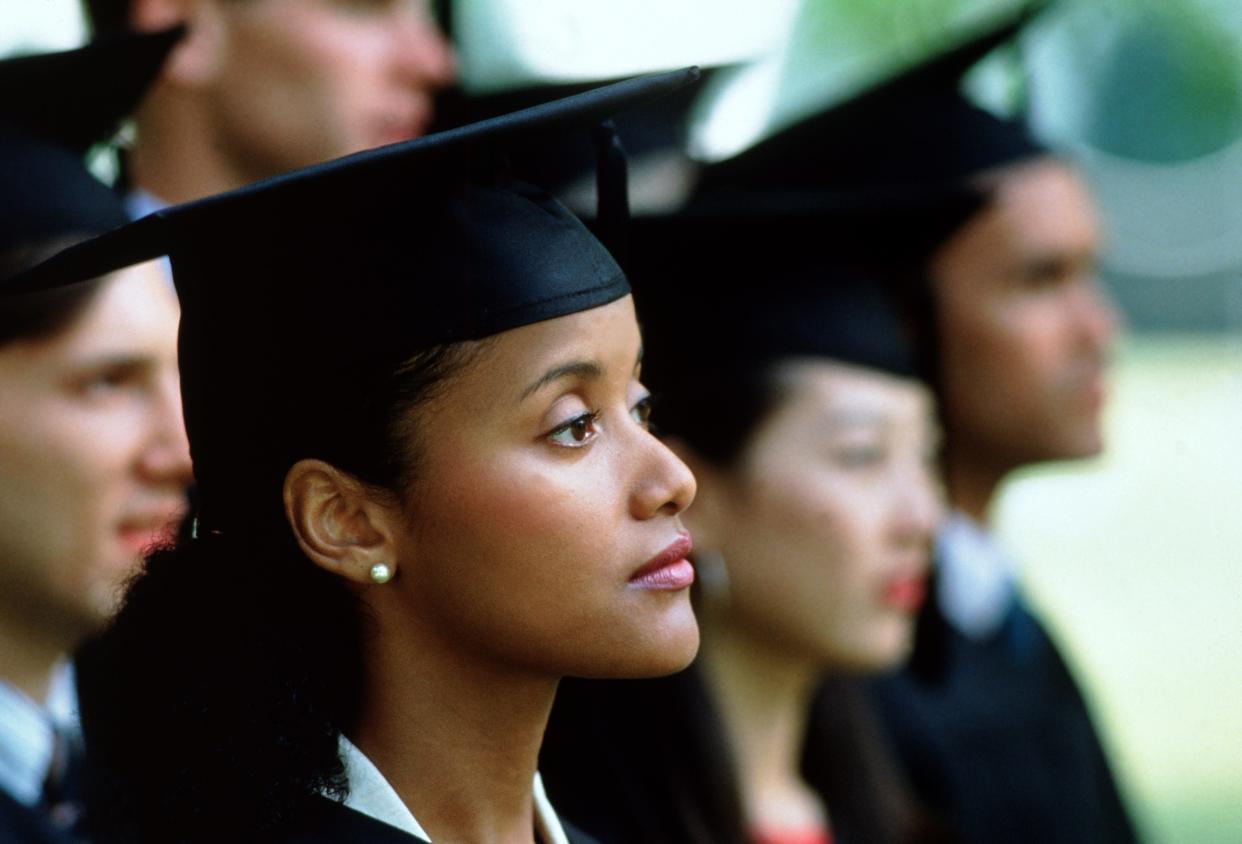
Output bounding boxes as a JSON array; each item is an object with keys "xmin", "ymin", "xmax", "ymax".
[
  {"xmin": 822, "ymin": 409, "xmax": 890, "ymax": 430},
  {"xmin": 70, "ymin": 352, "xmax": 154, "ymax": 377},
  {"xmin": 520, "ymin": 360, "xmax": 603, "ymax": 401}
]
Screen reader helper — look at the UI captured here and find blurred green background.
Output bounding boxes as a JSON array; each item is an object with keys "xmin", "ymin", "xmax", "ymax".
[
  {"xmin": 4, "ymin": 0, "xmax": 1240, "ymax": 839},
  {"xmin": 1000, "ymin": 336, "xmax": 1242, "ymax": 843}
]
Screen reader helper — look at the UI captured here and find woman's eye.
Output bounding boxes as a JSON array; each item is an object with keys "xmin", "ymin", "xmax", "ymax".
[
  {"xmin": 630, "ymin": 395, "xmax": 654, "ymax": 429},
  {"xmin": 833, "ymin": 445, "xmax": 886, "ymax": 468},
  {"xmin": 547, "ymin": 411, "xmax": 601, "ymax": 448},
  {"xmin": 80, "ymin": 365, "xmax": 141, "ymax": 398}
]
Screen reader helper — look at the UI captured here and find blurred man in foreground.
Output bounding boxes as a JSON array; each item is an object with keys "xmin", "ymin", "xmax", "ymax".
[{"xmin": 0, "ymin": 31, "xmax": 192, "ymax": 842}]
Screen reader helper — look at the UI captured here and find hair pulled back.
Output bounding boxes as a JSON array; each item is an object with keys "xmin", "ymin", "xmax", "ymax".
[{"xmin": 77, "ymin": 340, "xmax": 483, "ymax": 843}]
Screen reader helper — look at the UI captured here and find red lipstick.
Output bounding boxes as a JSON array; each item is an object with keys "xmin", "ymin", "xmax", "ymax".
[
  {"xmin": 881, "ymin": 573, "xmax": 928, "ymax": 613},
  {"xmin": 629, "ymin": 534, "xmax": 694, "ymax": 591}
]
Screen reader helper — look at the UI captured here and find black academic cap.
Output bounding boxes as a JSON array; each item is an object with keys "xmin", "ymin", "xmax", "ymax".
[
  {"xmin": 628, "ymin": 212, "xmax": 927, "ymax": 386},
  {"xmin": 7, "ymin": 68, "xmax": 699, "ymax": 532},
  {"xmin": 697, "ymin": 1, "xmax": 1049, "ymax": 205},
  {"xmin": 0, "ymin": 27, "xmax": 183, "ymax": 259}
]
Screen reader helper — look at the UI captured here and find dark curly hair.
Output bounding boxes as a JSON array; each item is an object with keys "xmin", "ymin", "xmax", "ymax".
[{"xmin": 76, "ymin": 340, "xmax": 486, "ymax": 843}]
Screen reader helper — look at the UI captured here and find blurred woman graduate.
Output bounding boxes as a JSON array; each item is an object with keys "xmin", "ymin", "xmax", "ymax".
[{"xmin": 6, "ymin": 70, "xmax": 704, "ymax": 844}]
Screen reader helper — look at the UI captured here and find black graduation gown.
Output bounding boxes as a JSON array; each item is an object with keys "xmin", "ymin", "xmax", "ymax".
[
  {"xmin": 272, "ymin": 796, "xmax": 603, "ymax": 844},
  {"xmin": 870, "ymin": 591, "xmax": 1139, "ymax": 843},
  {"xmin": 0, "ymin": 790, "xmax": 78, "ymax": 844}
]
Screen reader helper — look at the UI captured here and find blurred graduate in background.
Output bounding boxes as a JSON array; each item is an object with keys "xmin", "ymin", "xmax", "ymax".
[
  {"xmin": 0, "ymin": 30, "xmax": 191, "ymax": 844},
  {"xmin": 802, "ymin": 12, "xmax": 1136, "ymax": 844},
  {"xmin": 80, "ymin": 0, "xmax": 455, "ymax": 213},
  {"xmin": 681, "ymin": 3, "xmax": 1136, "ymax": 837}
]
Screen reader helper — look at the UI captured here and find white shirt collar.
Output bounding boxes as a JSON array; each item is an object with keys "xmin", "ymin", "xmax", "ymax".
[
  {"xmin": 935, "ymin": 510, "xmax": 1019, "ymax": 640},
  {"xmin": 338, "ymin": 737, "xmax": 430, "ymax": 840},
  {"xmin": 0, "ymin": 662, "xmax": 77, "ymax": 808},
  {"xmin": 336, "ymin": 736, "xmax": 571, "ymax": 844}
]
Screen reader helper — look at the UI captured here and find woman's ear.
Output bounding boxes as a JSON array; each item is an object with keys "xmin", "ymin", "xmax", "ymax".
[
  {"xmin": 283, "ymin": 459, "xmax": 401, "ymax": 586},
  {"xmin": 661, "ymin": 436, "xmax": 731, "ymax": 553}
]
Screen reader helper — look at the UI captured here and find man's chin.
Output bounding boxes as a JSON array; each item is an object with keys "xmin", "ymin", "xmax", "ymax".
[{"xmin": 1035, "ymin": 430, "xmax": 1106, "ymax": 464}]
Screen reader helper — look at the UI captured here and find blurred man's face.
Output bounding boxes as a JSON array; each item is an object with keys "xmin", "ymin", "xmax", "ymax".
[
  {"xmin": 0, "ymin": 263, "xmax": 191, "ymax": 647},
  {"xmin": 199, "ymin": 0, "xmax": 453, "ymax": 179},
  {"xmin": 932, "ymin": 159, "xmax": 1119, "ymax": 472}
]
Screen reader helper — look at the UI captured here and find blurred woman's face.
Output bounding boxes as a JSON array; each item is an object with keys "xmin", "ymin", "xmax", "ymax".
[
  {"xmin": 0, "ymin": 263, "xmax": 192, "ymax": 647},
  {"xmin": 382, "ymin": 295, "xmax": 700, "ymax": 679},
  {"xmin": 694, "ymin": 360, "xmax": 942, "ymax": 670}
]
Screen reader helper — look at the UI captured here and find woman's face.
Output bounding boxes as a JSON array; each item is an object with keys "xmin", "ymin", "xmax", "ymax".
[
  {"xmin": 0, "ymin": 263, "xmax": 192, "ymax": 647},
  {"xmin": 693, "ymin": 360, "xmax": 943, "ymax": 670},
  {"xmin": 385, "ymin": 295, "xmax": 699, "ymax": 679}
]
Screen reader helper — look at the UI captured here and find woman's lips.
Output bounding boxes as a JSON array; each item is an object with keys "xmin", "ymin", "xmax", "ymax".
[
  {"xmin": 881, "ymin": 572, "xmax": 928, "ymax": 613},
  {"xmin": 629, "ymin": 534, "xmax": 694, "ymax": 591}
]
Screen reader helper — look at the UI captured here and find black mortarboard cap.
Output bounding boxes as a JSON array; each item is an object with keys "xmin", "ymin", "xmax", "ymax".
[
  {"xmin": 7, "ymin": 68, "xmax": 700, "ymax": 532},
  {"xmin": 638, "ymin": 3, "xmax": 1045, "ymax": 377},
  {"xmin": 697, "ymin": 2, "xmax": 1048, "ymax": 206},
  {"xmin": 624, "ymin": 208, "xmax": 936, "ymax": 471},
  {"xmin": 629, "ymin": 212, "xmax": 926, "ymax": 386},
  {"xmin": 0, "ymin": 27, "xmax": 183, "ymax": 260}
]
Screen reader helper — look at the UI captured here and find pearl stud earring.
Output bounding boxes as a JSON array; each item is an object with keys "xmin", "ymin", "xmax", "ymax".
[{"xmin": 369, "ymin": 563, "xmax": 393, "ymax": 584}]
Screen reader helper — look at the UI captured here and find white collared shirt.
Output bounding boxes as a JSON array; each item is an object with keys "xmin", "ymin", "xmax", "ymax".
[
  {"xmin": 935, "ymin": 511, "xmax": 1019, "ymax": 640},
  {"xmin": 0, "ymin": 663, "xmax": 78, "ymax": 808},
  {"xmin": 336, "ymin": 736, "xmax": 571, "ymax": 844}
]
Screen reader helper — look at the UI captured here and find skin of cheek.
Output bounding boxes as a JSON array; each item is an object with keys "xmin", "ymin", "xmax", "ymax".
[
  {"xmin": 378, "ymin": 300, "xmax": 697, "ymax": 681},
  {"xmin": 0, "ymin": 363, "xmax": 144, "ymax": 638},
  {"xmin": 0, "ymin": 268, "xmax": 187, "ymax": 643},
  {"xmin": 705, "ymin": 364, "xmax": 938, "ymax": 670},
  {"xmin": 939, "ymin": 277, "xmax": 1102, "ymax": 465},
  {"xmin": 719, "ymin": 456, "xmax": 911, "ymax": 669},
  {"xmin": 211, "ymin": 0, "xmax": 446, "ymax": 174},
  {"xmin": 396, "ymin": 434, "xmax": 697, "ymax": 680},
  {"xmin": 935, "ymin": 164, "xmax": 1110, "ymax": 466}
]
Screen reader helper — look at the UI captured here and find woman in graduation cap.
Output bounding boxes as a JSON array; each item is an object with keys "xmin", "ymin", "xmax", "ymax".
[
  {"xmin": 0, "ymin": 30, "xmax": 190, "ymax": 844},
  {"xmin": 7, "ymin": 71, "xmax": 704, "ymax": 844},
  {"xmin": 689, "ymin": 8, "xmax": 1135, "ymax": 843},
  {"xmin": 537, "ymin": 195, "xmax": 955, "ymax": 844}
]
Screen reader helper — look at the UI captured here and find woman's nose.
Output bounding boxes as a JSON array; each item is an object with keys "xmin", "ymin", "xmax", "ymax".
[{"xmin": 629, "ymin": 433, "xmax": 697, "ymax": 521}]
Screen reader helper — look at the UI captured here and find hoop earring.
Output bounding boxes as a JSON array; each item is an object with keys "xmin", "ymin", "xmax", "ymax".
[{"xmin": 369, "ymin": 563, "xmax": 393, "ymax": 584}]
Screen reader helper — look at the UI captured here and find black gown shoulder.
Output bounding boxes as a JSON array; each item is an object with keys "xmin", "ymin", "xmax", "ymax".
[
  {"xmin": 271, "ymin": 796, "xmax": 602, "ymax": 844},
  {"xmin": 871, "ymin": 589, "xmax": 1139, "ymax": 844},
  {"xmin": 270, "ymin": 798, "xmax": 429, "ymax": 844},
  {"xmin": 0, "ymin": 789, "xmax": 78, "ymax": 844}
]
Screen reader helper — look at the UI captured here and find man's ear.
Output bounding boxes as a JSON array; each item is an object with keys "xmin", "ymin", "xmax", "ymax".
[
  {"xmin": 661, "ymin": 436, "xmax": 731, "ymax": 553},
  {"xmin": 284, "ymin": 459, "xmax": 401, "ymax": 586},
  {"xmin": 131, "ymin": 0, "xmax": 229, "ymax": 88}
]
